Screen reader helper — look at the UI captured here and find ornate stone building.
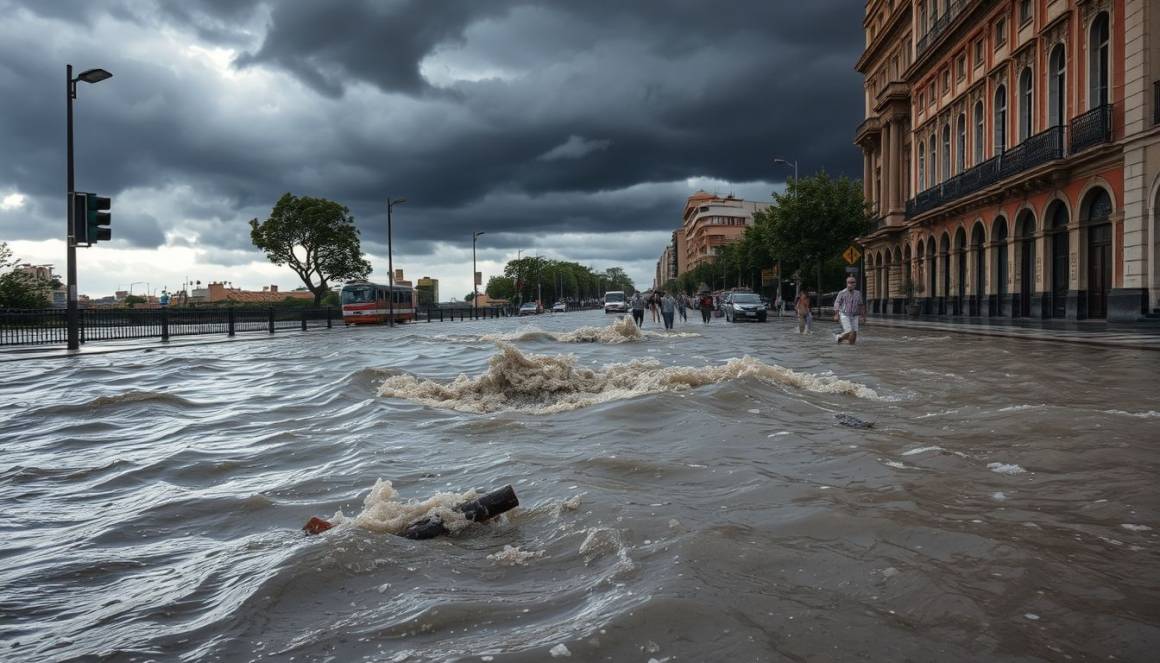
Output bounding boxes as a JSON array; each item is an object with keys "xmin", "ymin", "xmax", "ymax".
[{"xmin": 856, "ymin": 0, "xmax": 1160, "ymax": 321}]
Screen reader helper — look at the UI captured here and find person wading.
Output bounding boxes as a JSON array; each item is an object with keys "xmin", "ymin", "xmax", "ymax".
[
  {"xmin": 676, "ymin": 293, "xmax": 688, "ymax": 322},
  {"xmin": 660, "ymin": 291, "xmax": 678, "ymax": 330},
  {"xmin": 630, "ymin": 291, "xmax": 645, "ymax": 327},
  {"xmin": 833, "ymin": 277, "xmax": 866, "ymax": 344},
  {"xmin": 649, "ymin": 291, "xmax": 661, "ymax": 324},
  {"xmin": 795, "ymin": 290, "xmax": 813, "ymax": 334},
  {"xmin": 698, "ymin": 292, "xmax": 714, "ymax": 324}
]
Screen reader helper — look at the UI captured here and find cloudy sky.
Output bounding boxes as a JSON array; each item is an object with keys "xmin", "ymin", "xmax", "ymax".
[{"xmin": 0, "ymin": 0, "xmax": 863, "ymax": 300}]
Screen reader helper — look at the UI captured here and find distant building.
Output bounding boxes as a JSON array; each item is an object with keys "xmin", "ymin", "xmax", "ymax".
[
  {"xmin": 189, "ymin": 282, "xmax": 315, "ymax": 304},
  {"xmin": 655, "ymin": 192, "xmax": 770, "ymax": 279},
  {"xmin": 16, "ymin": 263, "xmax": 65, "ymax": 307},
  {"xmin": 416, "ymin": 276, "xmax": 439, "ymax": 306}
]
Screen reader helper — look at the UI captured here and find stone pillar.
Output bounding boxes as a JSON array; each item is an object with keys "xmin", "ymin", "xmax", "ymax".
[
  {"xmin": 880, "ymin": 121, "xmax": 892, "ymax": 215},
  {"xmin": 888, "ymin": 118, "xmax": 901, "ymax": 211},
  {"xmin": 863, "ymin": 150, "xmax": 873, "ymax": 203}
]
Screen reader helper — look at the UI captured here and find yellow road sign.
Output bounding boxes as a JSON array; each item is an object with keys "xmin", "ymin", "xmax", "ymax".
[{"xmin": 842, "ymin": 245, "xmax": 863, "ymax": 265}]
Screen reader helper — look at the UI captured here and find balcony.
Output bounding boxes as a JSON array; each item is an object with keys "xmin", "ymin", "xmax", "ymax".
[
  {"xmin": 1069, "ymin": 104, "xmax": 1113, "ymax": 154},
  {"xmin": 915, "ymin": 0, "xmax": 967, "ymax": 56},
  {"xmin": 906, "ymin": 125, "xmax": 1065, "ymax": 218}
]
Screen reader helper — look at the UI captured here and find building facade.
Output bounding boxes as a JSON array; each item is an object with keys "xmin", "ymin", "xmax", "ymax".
[
  {"xmin": 856, "ymin": 0, "xmax": 1160, "ymax": 321},
  {"xmin": 416, "ymin": 276, "xmax": 439, "ymax": 306}
]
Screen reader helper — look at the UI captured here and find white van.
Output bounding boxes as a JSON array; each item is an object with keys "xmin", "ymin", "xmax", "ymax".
[{"xmin": 603, "ymin": 291, "xmax": 627, "ymax": 313}]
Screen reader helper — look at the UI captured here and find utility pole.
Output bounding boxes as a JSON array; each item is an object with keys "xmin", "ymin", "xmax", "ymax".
[
  {"xmin": 472, "ymin": 231, "xmax": 485, "ymax": 314},
  {"xmin": 386, "ymin": 197, "xmax": 407, "ymax": 327}
]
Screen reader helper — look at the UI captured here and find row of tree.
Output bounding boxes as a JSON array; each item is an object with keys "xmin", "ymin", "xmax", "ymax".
[
  {"xmin": 667, "ymin": 172, "xmax": 869, "ymax": 297},
  {"xmin": 484, "ymin": 257, "xmax": 635, "ymax": 304}
]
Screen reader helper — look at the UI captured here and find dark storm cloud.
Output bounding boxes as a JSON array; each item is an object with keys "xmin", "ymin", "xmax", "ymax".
[{"xmin": 0, "ymin": 0, "xmax": 863, "ymax": 268}]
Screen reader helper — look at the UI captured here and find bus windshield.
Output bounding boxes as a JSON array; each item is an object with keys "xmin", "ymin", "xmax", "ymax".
[
  {"xmin": 342, "ymin": 286, "xmax": 375, "ymax": 304},
  {"xmin": 605, "ymin": 292, "xmax": 624, "ymax": 303}
]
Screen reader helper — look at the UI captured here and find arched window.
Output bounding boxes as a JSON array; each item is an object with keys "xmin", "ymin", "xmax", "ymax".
[
  {"xmin": 918, "ymin": 142, "xmax": 926, "ymax": 190},
  {"xmin": 956, "ymin": 113, "xmax": 966, "ymax": 172},
  {"xmin": 974, "ymin": 101, "xmax": 984, "ymax": 162},
  {"xmin": 994, "ymin": 84, "xmax": 1007, "ymax": 153},
  {"xmin": 1089, "ymin": 13, "xmax": 1109, "ymax": 108},
  {"xmin": 1048, "ymin": 45, "xmax": 1066, "ymax": 126},
  {"xmin": 941, "ymin": 124, "xmax": 951, "ymax": 179},
  {"xmin": 1019, "ymin": 67, "xmax": 1033, "ymax": 141},
  {"xmin": 928, "ymin": 135, "xmax": 937, "ymax": 185}
]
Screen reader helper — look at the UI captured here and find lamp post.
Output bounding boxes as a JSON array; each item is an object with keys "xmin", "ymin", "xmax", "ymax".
[
  {"xmin": 472, "ymin": 231, "xmax": 485, "ymax": 314},
  {"xmin": 773, "ymin": 156, "xmax": 804, "ymax": 303},
  {"xmin": 386, "ymin": 197, "xmax": 406, "ymax": 327},
  {"xmin": 66, "ymin": 65, "xmax": 113, "ymax": 350}
]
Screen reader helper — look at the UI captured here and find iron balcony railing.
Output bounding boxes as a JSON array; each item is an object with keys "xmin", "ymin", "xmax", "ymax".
[
  {"xmin": 915, "ymin": 0, "xmax": 966, "ymax": 55},
  {"xmin": 1069, "ymin": 104, "xmax": 1113, "ymax": 154},
  {"xmin": 905, "ymin": 115, "xmax": 1097, "ymax": 219}
]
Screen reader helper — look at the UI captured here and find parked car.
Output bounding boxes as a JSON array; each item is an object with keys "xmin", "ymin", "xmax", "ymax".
[
  {"xmin": 723, "ymin": 291, "xmax": 767, "ymax": 322},
  {"xmin": 551, "ymin": 302, "xmax": 567, "ymax": 312},
  {"xmin": 518, "ymin": 301, "xmax": 542, "ymax": 316},
  {"xmin": 603, "ymin": 290, "xmax": 627, "ymax": 314}
]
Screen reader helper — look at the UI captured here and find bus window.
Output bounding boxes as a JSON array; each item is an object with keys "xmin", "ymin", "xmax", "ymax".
[{"xmin": 342, "ymin": 285, "xmax": 374, "ymax": 304}]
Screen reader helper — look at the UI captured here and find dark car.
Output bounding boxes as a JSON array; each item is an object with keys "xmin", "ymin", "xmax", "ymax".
[{"xmin": 723, "ymin": 292, "xmax": 767, "ymax": 322}]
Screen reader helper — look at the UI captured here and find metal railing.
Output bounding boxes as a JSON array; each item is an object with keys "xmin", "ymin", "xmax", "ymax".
[
  {"xmin": 1, "ymin": 307, "xmax": 337, "ymax": 347},
  {"xmin": 915, "ymin": 0, "xmax": 966, "ymax": 55},
  {"xmin": 1069, "ymin": 104, "xmax": 1113, "ymax": 154}
]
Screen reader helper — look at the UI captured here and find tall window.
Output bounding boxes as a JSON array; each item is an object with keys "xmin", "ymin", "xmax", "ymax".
[
  {"xmin": 1019, "ymin": 0, "xmax": 1032, "ymax": 25},
  {"xmin": 1089, "ymin": 13, "xmax": 1109, "ymax": 108},
  {"xmin": 995, "ymin": 17, "xmax": 1007, "ymax": 48},
  {"xmin": 1019, "ymin": 67, "xmax": 1033, "ymax": 141},
  {"xmin": 974, "ymin": 101, "xmax": 984, "ymax": 162},
  {"xmin": 1049, "ymin": 45, "xmax": 1066, "ymax": 126},
  {"xmin": 928, "ymin": 135, "xmax": 937, "ymax": 184},
  {"xmin": 941, "ymin": 124, "xmax": 951, "ymax": 179},
  {"xmin": 918, "ymin": 143, "xmax": 926, "ymax": 190},
  {"xmin": 994, "ymin": 84, "xmax": 1007, "ymax": 153},
  {"xmin": 919, "ymin": 1, "xmax": 927, "ymax": 36},
  {"xmin": 956, "ymin": 113, "xmax": 966, "ymax": 171}
]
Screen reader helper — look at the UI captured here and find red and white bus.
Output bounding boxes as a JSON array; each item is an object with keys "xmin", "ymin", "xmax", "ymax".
[{"xmin": 340, "ymin": 281, "xmax": 416, "ymax": 325}]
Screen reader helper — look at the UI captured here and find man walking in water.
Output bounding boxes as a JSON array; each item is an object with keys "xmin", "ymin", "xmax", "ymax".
[
  {"xmin": 833, "ymin": 276, "xmax": 866, "ymax": 344},
  {"xmin": 794, "ymin": 289, "xmax": 812, "ymax": 334},
  {"xmin": 698, "ymin": 292, "xmax": 714, "ymax": 324},
  {"xmin": 660, "ymin": 291, "xmax": 678, "ymax": 330},
  {"xmin": 630, "ymin": 291, "xmax": 645, "ymax": 327}
]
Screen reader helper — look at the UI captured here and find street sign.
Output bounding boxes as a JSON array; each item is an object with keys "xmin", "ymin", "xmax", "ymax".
[
  {"xmin": 760, "ymin": 267, "xmax": 779, "ymax": 286},
  {"xmin": 845, "ymin": 266, "xmax": 860, "ymax": 274},
  {"xmin": 842, "ymin": 244, "xmax": 863, "ymax": 265},
  {"xmin": 475, "ymin": 271, "xmax": 482, "ymax": 285}
]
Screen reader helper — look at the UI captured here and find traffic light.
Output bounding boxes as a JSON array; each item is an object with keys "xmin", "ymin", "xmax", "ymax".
[{"xmin": 71, "ymin": 192, "xmax": 111, "ymax": 246}]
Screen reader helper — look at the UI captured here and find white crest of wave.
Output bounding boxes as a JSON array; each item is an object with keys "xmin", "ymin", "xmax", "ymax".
[
  {"xmin": 378, "ymin": 341, "xmax": 882, "ymax": 414},
  {"xmin": 472, "ymin": 317, "xmax": 700, "ymax": 344},
  {"xmin": 329, "ymin": 479, "xmax": 478, "ymax": 534}
]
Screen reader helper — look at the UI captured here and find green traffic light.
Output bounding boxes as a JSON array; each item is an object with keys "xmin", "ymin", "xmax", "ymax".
[{"xmin": 85, "ymin": 193, "xmax": 111, "ymax": 243}]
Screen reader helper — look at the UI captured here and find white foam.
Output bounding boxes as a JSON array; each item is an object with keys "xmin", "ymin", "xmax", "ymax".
[
  {"xmin": 1102, "ymin": 410, "xmax": 1160, "ymax": 419},
  {"xmin": 379, "ymin": 341, "xmax": 885, "ymax": 414},
  {"xmin": 915, "ymin": 408, "xmax": 960, "ymax": 419},
  {"xmin": 998, "ymin": 404, "xmax": 1045, "ymax": 412},
  {"xmin": 747, "ymin": 408, "xmax": 760, "ymax": 414},
  {"xmin": 1121, "ymin": 524, "xmax": 1152, "ymax": 532},
  {"xmin": 329, "ymin": 479, "xmax": 477, "ymax": 534},
  {"xmin": 992, "ymin": 492, "xmax": 1008, "ymax": 501},
  {"xmin": 902, "ymin": 446, "xmax": 944, "ymax": 456},
  {"xmin": 882, "ymin": 460, "xmax": 910, "ymax": 470},
  {"xmin": 471, "ymin": 317, "xmax": 702, "ymax": 345},
  {"xmin": 487, "ymin": 545, "xmax": 546, "ymax": 566},
  {"xmin": 987, "ymin": 462, "xmax": 1026, "ymax": 475},
  {"xmin": 549, "ymin": 644, "xmax": 571, "ymax": 657},
  {"xmin": 1024, "ymin": 613, "xmax": 1040, "ymax": 621}
]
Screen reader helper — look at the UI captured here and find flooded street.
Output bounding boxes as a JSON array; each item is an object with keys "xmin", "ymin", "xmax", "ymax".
[{"xmin": 2, "ymin": 310, "xmax": 1158, "ymax": 662}]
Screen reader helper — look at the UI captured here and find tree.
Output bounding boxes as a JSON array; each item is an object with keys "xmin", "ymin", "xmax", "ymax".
[
  {"xmin": 0, "ymin": 242, "xmax": 51, "ymax": 309},
  {"xmin": 122, "ymin": 294, "xmax": 146, "ymax": 308},
  {"xmin": 249, "ymin": 193, "xmax": 372, "ymax": 305},
  {"xmin": 485, "ymin": 275, "xmax": 515, "ymax": 300},
  {"xmin": 765, "ymin": 171, "xmax": 869, "ymax": 293}
]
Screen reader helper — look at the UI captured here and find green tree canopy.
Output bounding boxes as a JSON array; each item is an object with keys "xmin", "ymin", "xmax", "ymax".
[
  {"xmin": 249, "ymin": 193, "xmax": 372, "ymax": 305},
  {"xmin": 0, "ymin": 242, "xmax": 51, "ymax": 309}
]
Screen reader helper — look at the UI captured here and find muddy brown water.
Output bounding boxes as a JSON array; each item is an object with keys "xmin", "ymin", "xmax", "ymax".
[{"xmin": 1, "ymin": 310, "xmax": 1157, "ymax": 662}]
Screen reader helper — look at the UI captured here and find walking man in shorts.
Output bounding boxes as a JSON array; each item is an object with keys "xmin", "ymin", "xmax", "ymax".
[{"xmin": 833, "ymin": 276, "xmax": 866, "ymax": 345}]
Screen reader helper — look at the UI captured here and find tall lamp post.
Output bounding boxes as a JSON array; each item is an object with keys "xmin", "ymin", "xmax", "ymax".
[
  {"xmin": 66, "ymin": 65, "xmax": 113, "ymax": 350},
  {"xmin": 386, "ymin": 197, "xmax": 406, "ymax": 327},
  {"xmin": 472, "ymin": 231, "xmax": 485, "ymax": 314},
  {"xmin": 773, "ymin": 156, "xmax": 804, "ymax": 305}
]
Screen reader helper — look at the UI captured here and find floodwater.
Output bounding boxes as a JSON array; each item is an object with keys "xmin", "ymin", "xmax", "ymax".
[{"xmin": 1, "ymin": 310, "xmax": 1157, "ymax": 662}]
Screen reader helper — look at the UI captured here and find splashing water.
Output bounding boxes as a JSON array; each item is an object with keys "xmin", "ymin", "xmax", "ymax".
[
  {"xmin": 472, "ymin": 317, "xmax": 700, "ymax": 344},
  {"xmin": 377, "ymin": 341, "xmax": 883, "ymax": 414},
  {"xmin": 329, "ymin": 479, "xmax": 479, "ymax": 535}
]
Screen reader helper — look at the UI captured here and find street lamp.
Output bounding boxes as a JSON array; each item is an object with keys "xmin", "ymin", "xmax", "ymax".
[
  {"xmin": 773, "ymin": 156, "xmax": 803, "ymax": 302},
  {"xmin": 472, "ymin": 231, "xmax": 485, "ymax": 314},
  {"xmin": 66, "ymin": 65, "xmax": 113, "ymax": 350},
  {"xmin": 386, "ymin": 197, "xmax": 406, "ymax": 327}
]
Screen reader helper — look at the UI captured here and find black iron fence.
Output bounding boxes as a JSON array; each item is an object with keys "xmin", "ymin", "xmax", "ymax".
[
  {"xmin": 1069, "ymin": 104, "xmax": 1113, "ymax": 155},
  {"xmin": 906, "ymin": 117, "xmax": 1093, "ymax": 219},
  {"xmin": 1, "ymin": 307, "xmax": 336, "ymax": 348}
]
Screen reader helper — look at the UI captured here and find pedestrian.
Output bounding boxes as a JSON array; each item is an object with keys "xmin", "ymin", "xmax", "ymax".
[
  {"xmin": 775, "ymin": 293, "xmax": 784, "ymax": 318},
  {"xmin": 660, "ymin": 291, "xmax": 678, "ymax": 330},
  {"xmin": 649, "ymin": 291, "xmax": 661, "ymax": 324},
  {"xmin": 833, "ymin": 276, "xmax": 866, "ymax": 344},
  {"xmin": 795, "ymin": 290, "xmax": 812, "ymax": 334},
  {"xmin": 630, "ymin": 291, "xmax": 645, "ymax": 327},
  {"xmin": 677, "ymin": 293, "xmax": 688, "ymax": 322},
  {"xmin": 698, "ymin": 292, "xmax": 713, "ymax": 324}
]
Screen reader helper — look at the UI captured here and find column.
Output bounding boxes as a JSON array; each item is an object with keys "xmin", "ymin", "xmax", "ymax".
[
  {"xmin": 888, "ymin": 118, "xmax": 901, "ymax": 211},
  {"xmin": 863, "ymin": 150, "xmax": 873, "ymax": 203},
  {"xmin": 881, "ymin": 121, "xmax": 892, "ymax": 215}
]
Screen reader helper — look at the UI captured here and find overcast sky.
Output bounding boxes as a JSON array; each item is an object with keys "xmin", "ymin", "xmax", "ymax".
[{"xmin": 0, "ymin": 0, "xmax": 863, "ymax": 299}]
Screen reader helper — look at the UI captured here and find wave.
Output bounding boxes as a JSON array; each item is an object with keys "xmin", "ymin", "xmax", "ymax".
[
  {"xmin": 1102, "ymin": 409, "xmax": 1160, "ymax": 419},
  {"xmin": 31, "ymin": 390, "xmax": 202, "ymax": 415},
  {"xmin": 329, "ymin": 479, "xmax": 479, "ymax": 535},
  {"xmin": 377, "ymin": 341, "xmax": 883, "ymax": 414},
  {"xmin": 468, "ymin": 317, "xmax": 700, "ymax": 344}
]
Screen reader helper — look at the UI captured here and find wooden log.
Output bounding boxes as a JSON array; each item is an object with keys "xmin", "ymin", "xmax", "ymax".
[
  {"xmin": 403, "ymin": 485, "xmax": 519, "ymax": 540},
  {"xmin": 834, "ymin": 413, "xmax": 874, "ymax": 429}
]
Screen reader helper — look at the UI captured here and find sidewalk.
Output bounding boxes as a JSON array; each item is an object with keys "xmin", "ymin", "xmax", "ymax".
[{"xmin": 856, "ymin": 313, "xmax": 1160, "ymax": 351}]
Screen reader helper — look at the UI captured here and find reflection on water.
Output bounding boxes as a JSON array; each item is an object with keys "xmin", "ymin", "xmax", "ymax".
[{"xmin": 1, "ymin": 311, "xmax": 1158, "ymax": 661}]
